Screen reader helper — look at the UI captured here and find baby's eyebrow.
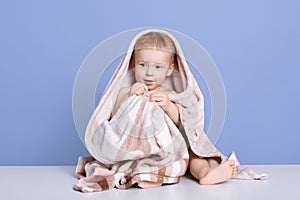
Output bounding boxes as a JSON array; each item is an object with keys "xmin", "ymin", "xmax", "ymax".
[{"xmin": 138, "ymin": 60, "xmax": 165, "ymax": 65}]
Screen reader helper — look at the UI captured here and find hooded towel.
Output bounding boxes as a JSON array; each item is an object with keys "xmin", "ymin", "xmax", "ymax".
[{"xmin": 74, "ymin": 29, "xmax": 267, "ymax": 193}]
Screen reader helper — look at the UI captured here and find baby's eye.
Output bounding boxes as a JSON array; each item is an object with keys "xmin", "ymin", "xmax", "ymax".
[
  {"xmin": 140, "ymin": 63, "xmax": 146, "ymax": 67},
  {"xmin": 155, "ymin": 65, "xmax": 162, "ymax": 69}
]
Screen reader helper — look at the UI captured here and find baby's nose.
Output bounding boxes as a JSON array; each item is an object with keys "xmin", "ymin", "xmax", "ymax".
[{"xmin": 146, "ymin": 65, "xmax": 154, "ymax": 75}]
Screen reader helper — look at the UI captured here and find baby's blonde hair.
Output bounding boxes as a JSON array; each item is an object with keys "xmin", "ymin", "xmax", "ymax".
[
  {"xmin": 134, "ymin": 32, "xmax": 176, "ymax": 54},
  {"xmin": 130, "ymin": 32, "xmax": 178, "ymax": 69}
]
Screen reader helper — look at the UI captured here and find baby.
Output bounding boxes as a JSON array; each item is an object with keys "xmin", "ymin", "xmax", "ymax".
[{"xmin": 111, "ymin": 32, "xmax": 237, "ymax": 188}]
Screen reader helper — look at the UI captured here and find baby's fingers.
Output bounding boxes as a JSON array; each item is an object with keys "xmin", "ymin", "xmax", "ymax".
[
  {"xmin": 135, "ymin": 88, "xmax": 145, "ymax": 95},
  {"xmin": 149, "ymin": 93, "xmax": 168, "ymax": 102},
  {"xmin": 149, "ymin": 94, "xmax": 161, "ymax": 102},
  {"xmin": 134, "ymin": 85, "xmax": 148, "ymax": 95},
  {"xmin": 149, "ymin": 96, "xmax": 162, "ymax": 102},
  {"xmin": 131, "ymin": 83, "xmax": 147, "ymax": 95}
]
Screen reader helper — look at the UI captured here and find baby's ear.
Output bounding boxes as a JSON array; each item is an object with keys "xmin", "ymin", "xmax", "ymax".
[{"xmin": 167, "ymin": 64, "xmax": 174, "ymax": 76}]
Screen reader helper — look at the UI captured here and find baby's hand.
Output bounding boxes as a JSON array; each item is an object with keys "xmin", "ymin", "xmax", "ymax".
[
  {"xmin": 129, "ymin": 82, "xmax": 148, "ymax": 96},
  {"xmin": 149, "ymin": 91, "xmax": 172, "ymax": 111}
]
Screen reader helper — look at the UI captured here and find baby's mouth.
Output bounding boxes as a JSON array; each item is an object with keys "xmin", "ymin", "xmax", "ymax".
[{"xmin": 144, "ymin": 80, "xmax": 155, "ymax": 86}]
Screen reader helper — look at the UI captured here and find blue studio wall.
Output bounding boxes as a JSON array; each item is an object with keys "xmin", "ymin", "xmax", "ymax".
[{"xmin": 0, "ymin": 0, "xmax": 299, "ymax": 165}]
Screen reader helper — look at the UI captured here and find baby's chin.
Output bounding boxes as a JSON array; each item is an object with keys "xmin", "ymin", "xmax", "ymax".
[{"xmin": 146, "ymin": 84, "xmax": 161, "ymax": 92}]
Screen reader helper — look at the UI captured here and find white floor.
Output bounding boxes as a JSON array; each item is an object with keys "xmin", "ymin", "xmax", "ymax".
[{"xmin": 0, "ymin": 165, "xmax": 299, "ymax": 200}]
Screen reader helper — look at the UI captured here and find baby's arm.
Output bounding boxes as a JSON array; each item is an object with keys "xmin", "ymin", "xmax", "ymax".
[
  {"xmin": 165, "ymin": 101, "xmax": 180, "ymax": 127},
  {"xmin": 111, "ymin": 87, "xmax": 130, "ymax": 118}
]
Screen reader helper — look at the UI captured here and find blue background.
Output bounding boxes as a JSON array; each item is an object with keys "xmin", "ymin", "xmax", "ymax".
[{"xmin": 1, "ymin": 0, "xmax": 299, "ymax": 165}]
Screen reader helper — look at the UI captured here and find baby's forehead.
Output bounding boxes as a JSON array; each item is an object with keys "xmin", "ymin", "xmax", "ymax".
[
  {"xmin": 134, "ymin": 48, "xmax": 173, "ymax": 62},
  {"xmin": 134, "ymin": 46, "xmax": 175, "ymax": 54}
]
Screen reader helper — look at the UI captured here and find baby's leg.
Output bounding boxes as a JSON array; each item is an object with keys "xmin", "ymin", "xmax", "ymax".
[{"xmin": 189, "ymin": 151, "xmax": 236, "ymax": 185}]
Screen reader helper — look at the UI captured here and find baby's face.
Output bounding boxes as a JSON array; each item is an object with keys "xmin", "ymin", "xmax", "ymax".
[{"xmin": 134, "ymin": 48, "xmax": 174, "ymax": 91}]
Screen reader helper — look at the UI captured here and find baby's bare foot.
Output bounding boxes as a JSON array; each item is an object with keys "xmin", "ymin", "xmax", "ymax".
[
  {"xmin": 199, "ymin": 160, "xmax": 236, "ymax": 185},
  {"xmin": 138, "ymin": 181, "xmax": 162, "ymax": 189}
]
